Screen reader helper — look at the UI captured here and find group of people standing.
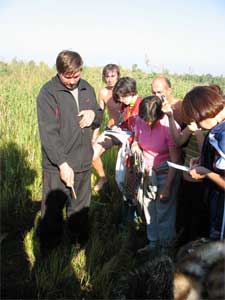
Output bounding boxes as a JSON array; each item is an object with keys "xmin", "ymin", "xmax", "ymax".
[{"xmin": 37, "ymin": 50, "xmax": 225, "ymax": 253}]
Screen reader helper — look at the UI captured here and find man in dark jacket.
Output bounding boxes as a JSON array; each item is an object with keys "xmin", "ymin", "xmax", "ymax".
[{"xmin": 37, "ymin": 50, "xmax": 103, "ymax": 249}]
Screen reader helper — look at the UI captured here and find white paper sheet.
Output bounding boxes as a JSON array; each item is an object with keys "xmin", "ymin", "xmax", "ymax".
[
  {"xmin": 167, "ymin": 161, "xmax": 190, "ymax": 172},
  {"xmin": 104, "ymin": 129, "xmax": 132, "ymax": 144}
]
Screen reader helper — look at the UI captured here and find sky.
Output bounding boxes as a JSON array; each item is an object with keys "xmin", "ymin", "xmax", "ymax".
[{"xmin": 1, "ymin": 0, "xmax": 225, "ymax": 76}]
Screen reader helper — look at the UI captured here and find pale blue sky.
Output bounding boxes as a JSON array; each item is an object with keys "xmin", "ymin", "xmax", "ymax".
[{"xmin": 1, "ymin": 0, "xmax": 225, "ymax": 75}]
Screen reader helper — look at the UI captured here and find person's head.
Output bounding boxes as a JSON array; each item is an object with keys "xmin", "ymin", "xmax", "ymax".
[
  {"xmin": 56, "ymin": 50, "xmax": 83, "ymax": 90},
  {"xmin": 182, "ymin": 86, "xmax": 225, "ymax": 129},
  {"xmin": 113, "ymin": 77, "xmax": 137, "ymax": 105},
  {"xmin": 174, "ymin": 239, "xmax": 225, "ymax": 300},
  {"xmin": 151, "ymin": 76, "xmax": 172, "ymax": 100},
  {"xmin": 102, "ymin": 64, "xmax": 120, "ymax": 88},
  {"xmin": 139, "ymin": 96, "xmax": 164, "ymax": 126}
]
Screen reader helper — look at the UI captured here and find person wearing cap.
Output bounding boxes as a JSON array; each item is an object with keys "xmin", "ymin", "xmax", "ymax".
[
  {"xmin": 182, "ymin": 86, "xmax": 225, "ymax": 240},
  {"xmin": 37, "ymin": 50, "xmax": 103, "ymax": 249}
]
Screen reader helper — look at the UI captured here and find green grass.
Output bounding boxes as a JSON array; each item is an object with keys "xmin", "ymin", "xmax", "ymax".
[{"xmin": 1, "ymin": 59, "xmax": 225, "ymax": 299}]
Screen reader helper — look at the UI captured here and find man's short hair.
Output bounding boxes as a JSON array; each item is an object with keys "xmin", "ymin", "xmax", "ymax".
[
  {"xmin": 102, "ymin": 64, "xmax": 120, "ymax": 82},
  {"xmin": 56, "ymin": 50, "xmax": 83, "ymax": 74},
  {"xmin": 152, "ymin": 75, "xmax": 171, "ymax": 88},
  {"xmin": 113, "ymin": 77, "xmax": 137, "ymax": 102}
]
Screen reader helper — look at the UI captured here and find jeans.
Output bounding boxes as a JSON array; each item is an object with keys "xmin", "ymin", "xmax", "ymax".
[{"xmin": 142, "ymin": 173, "xmax": 180, "ymax": 247}]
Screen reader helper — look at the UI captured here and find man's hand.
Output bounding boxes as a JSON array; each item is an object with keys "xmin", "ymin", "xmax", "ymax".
[
  {"xmin": 78, "ymin": 110, "xmax": 95, "ymax": 128},
  {"xmin": 59, "ymin": 162, "xmax": 74, "ymax": 187}
]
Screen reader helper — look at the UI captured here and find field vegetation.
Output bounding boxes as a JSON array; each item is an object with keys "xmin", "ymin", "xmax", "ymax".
[{"xmin": 1, "ymin": 59, "xmax": 225, "ymax": 299}]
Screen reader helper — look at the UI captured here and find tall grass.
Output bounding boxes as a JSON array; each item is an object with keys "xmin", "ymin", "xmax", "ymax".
[{"xmin": 1, "ymin": 59, "xmax": 225, "ymax": 299}]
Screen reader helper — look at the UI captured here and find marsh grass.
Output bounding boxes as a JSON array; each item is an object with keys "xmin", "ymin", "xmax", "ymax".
[{"xmin": 1, "ymin": 60, "xmax": 225, "ymax": 299}]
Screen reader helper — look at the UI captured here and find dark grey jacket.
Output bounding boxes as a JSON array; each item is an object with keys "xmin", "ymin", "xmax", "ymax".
[{"xmin": 37, "ymin": 75, "xmax": 103, "ymax": 172}]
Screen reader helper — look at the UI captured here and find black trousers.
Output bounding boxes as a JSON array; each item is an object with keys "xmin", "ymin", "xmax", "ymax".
[
  {"xmin": 176, "ymin": 179, "xmax": 210, "ymax": 245},
  {"xmin": 39, "ymin": 168, "xmax": 91, "ymax": 249},
  {"xmin": 41, "ymin": 168, "xmax": 91, "ymax": 217}
]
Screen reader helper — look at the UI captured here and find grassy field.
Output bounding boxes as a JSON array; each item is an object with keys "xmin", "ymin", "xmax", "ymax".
[{"xmin": 1, "ymin": 60, "xmax": 225, "ymax": 299}]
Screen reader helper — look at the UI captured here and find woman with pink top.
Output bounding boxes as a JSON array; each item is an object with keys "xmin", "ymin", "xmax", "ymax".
[{"xmin": 131, "ymin": 96, "xmax": 181, "ymax": 253}]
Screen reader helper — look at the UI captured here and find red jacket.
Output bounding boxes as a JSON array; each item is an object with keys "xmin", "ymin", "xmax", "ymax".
[{"xmin": 120, "ymin": 96, "xmax": 142, "ymax": 132}]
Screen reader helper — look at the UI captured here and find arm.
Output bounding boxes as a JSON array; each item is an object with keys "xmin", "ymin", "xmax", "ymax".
[
  {"xmin": 168, "ymin": 113, "xmax": 192, "ymax": 146},
  {"xmin": 189, "ymin": 166, "xmax": 225, "ymax": 190},
  {"xmin": 162, "ymin": 101, "xmax": 191, "ymax": 146},
  {"xmin": 168, "ymin": 113, "xmax": 205, "ymax": 149},
  {"xmin": 131, "ymin": 119, "xmax": 143, "ymax": 158}
]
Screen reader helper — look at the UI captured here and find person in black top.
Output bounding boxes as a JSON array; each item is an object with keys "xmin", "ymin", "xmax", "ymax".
[{"xmin": 37, "ymin": 50, "xmax": 103, "ymax": 249}]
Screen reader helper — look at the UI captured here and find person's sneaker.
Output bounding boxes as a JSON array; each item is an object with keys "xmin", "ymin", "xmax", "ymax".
[
  {"xmin": 94, "ymin": 177, "xmax": 107, "ymax": 192},
  {"xmin": 137, "ymin": 242, "xmax": 157, "ymax": 254}
]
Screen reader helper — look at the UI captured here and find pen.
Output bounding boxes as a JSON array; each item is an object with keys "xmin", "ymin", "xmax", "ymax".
[{"xmin": 71, "ymin": 186, "xmax": 77, "ymax": 199}]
